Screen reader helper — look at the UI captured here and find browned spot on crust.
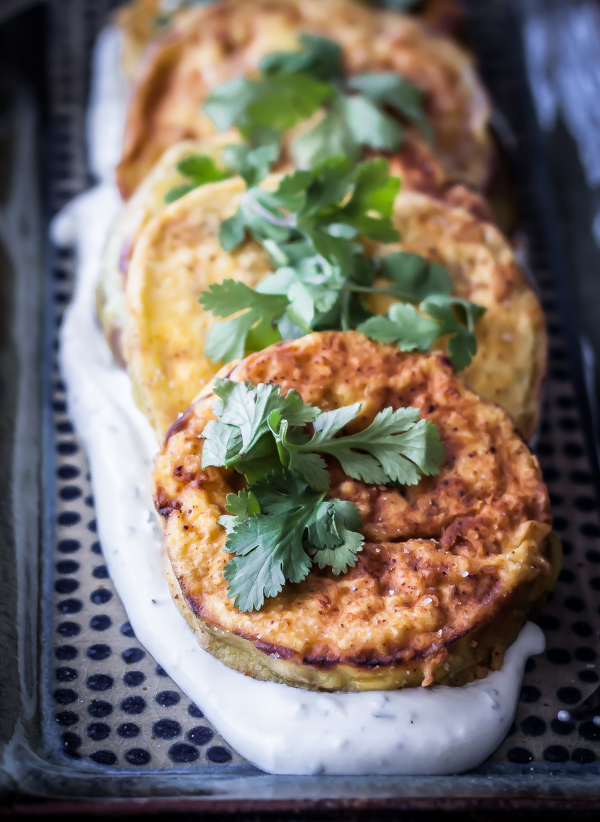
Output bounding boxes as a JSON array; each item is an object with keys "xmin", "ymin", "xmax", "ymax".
[
  {"xmin": 154, "ymin": 486, "xmax": 182, "ymax": 518},
  {"xmin": 165, "ymin": 406, "xmax": 196, "ymax": 444},
  {"xmin": 253, "ymin": 640, "xmax": 297, "ymax": 660}
]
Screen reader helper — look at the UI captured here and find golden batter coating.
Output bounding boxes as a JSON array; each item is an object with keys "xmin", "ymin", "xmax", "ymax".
[
  {"xmin": 116, "ymin": 0, "xmax": 491, "ymax": 198},
  {"xmin": 153, "ymin": 332, "xmax": 558, "ymax": 691},
  {"xmin": 124, "ymin": 175, "xmax": 546, "ymax": 440}
]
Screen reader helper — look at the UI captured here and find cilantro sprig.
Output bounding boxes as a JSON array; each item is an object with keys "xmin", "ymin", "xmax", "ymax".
[
  {"xmin": 204, "ymin": 378, "xmax": 444, "ymax": 611},
  {"xmin": 163, "ymin": 40, "xmax": 484, "ymax": 369},
  {"xmin": 203, "ymin": 33, "xmax": 433, "ymax": 170},
  {"xmin": 199, "ymin": 157, "xmax": 485, "ymax": 370}
]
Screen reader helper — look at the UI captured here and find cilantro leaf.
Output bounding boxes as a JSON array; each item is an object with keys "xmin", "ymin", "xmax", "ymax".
[
  {"xmin": 219, "ymin": 489, "xmax": 260, "ymax": 535},
  {"xmin": 258, "ymin": 258, "xmax": 342, "ymax": 334},
  {"xmin": 357, "ymin": 302, "xmax": 441, "ymax": 349},
  {"xmin": 218, "ymin": 471, "xmax": 321, "ymax": 611},
  {"xmin": 222, "ymin": 509, "xmax": 313, "ymax": 611},
  {"xmin": 420, "ymin": 294, "xmax": 486, "ymax": 371},
  {"xmin": 330, "ymin": 158, "xmax": 401, "ymax": 242},
  {"xmin": 218, "ymin": 209, "xmax": 248, "ymax": 252},
  {"xmin": 201, "ymin": 158, "xmax": 423, "ymax": 364},
  {"xmin": 343, "ymin": 93, "xmax": 405, "ymax": 152},
  {"xmin": 294, "ymin": 404, "xmax": 443, "ymax": 485},
  {"xmin": 200, "ymin": 281, "xmax": 289, "ymax": 363},
  {"xmin": 292, "ymin": 100, "xmax": 359, "ymax": 168},
  {"xmin": 199, "ymin": 280, "xmax": 283, "ymax": 321},
  {"xmin": 164, "ymin": 154, "xmax": 232, "ymax": 203},
  {"xmin": 202, "ymin": 77, "xmax": 260, "ymax": 131},
  {"xmin": 199, "ymin": 153, "xmax": 483, "ymax": 370},
  {"xmin": 381, "ymin": 251, "xmax": 453, "ymax": 300},
  {"xmin": 250, "ymin": 468, "xmax": 322, "ymax": 515},
  {"xmin": 267, "ymin": 395, "xmax": 443, "ymax": 487},
  {"xmin": 204, "ymin": 379, "xmax": 444, "ymax": 489},
  {"xmin": 204, "ymin": 73, "xmax": 332, "ymax": 136},
  {"xmin": 348, "ymin": 72, "xmax": 433, "ymax": 144},
  {"xmin": 202, "ymin": 379, "xmax": 320, "ymax": 479},
  {"xmin": 269, "ymin": 416, "xmax": 331, "ymax": 492},
  {"xmin": 259, "ymin": 34, "xmax": 344, "ymax": 82},
  {"xmin": 306, "ymin": 497, "xmax": 362, "ymax": 549},
  {"xmin": 306, "ymin": 498, "xmax": 364, "ymax": 575},
  {"xmin": 200, "ymin": 419, "xmax": 243, "ymax": 471},
  {"xmin": 220, "ymin": 130, "xmax": 280, "ymax": 187},
  {"xmin": 358, "ymin": 295, "xmax": 486, "ymax": 371}
]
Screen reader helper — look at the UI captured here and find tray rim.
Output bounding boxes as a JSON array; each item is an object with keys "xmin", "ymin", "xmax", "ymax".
[{"xmin": 1, "ymin": 0, "xmax": 600, "ymax": 810}]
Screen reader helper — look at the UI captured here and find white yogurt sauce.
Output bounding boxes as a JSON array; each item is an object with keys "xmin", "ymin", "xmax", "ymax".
[{"xmin": 52, "ymin": 26, "xmax": 546, "ymax": 776}]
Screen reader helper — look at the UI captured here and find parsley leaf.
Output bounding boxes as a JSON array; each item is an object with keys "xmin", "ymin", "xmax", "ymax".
[{"xmin": 164, "ymin": 154, "xmax": 232, "ymax": 203}]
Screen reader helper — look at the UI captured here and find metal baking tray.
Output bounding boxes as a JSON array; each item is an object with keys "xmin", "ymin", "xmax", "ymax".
[{"xmin": 1, "ymin": 0, "xmax": 599, "ymax": 813}]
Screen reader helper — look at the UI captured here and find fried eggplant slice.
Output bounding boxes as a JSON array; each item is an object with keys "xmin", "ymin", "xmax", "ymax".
[{"xmin": 153, "ymin": 332, "xmax": 559, "ymax": 691}]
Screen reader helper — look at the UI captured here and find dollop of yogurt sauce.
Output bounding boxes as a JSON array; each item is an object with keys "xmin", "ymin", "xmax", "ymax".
[{"xmin": 52, "ymin": 26, "xmax": 546, "ymax": 776}]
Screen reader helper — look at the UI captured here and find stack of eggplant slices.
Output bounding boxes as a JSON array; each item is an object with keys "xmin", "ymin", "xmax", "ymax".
[{"xmin": 98, "ymin": 0, "xmax": 561, "ymax": 703}]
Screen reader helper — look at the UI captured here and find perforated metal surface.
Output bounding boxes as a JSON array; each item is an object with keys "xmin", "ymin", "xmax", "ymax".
[{"xmin": 44, "ymin": 0, "xmax": 600, "ymax": 774}]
